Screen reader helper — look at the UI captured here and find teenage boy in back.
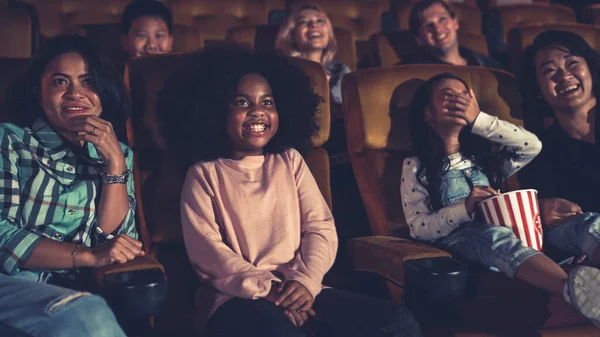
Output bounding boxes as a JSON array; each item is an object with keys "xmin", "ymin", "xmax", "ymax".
[{"xmin": 121, "ymin": 0, "xmax": 173, "ymax": 59}]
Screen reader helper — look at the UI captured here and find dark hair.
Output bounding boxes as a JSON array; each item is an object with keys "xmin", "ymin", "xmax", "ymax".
[
  {"xmin": 157, "ymin": 45, "xmax": 322, "ymax": 168},
  {"xmin": 520, "ymin": 30, "xmax": 600, "ymax": 118},
  {"xmin": 120, "ymin": 0, "xmax": 173, "ymax": 35},
  {"xmin": 410, "ymin": 73, "xmax": 516, "ymax": 211},
  {"xmin": 409, "ymin": 0, "xmax": 456, "ymax": 36},
  {"xmin": 6, "ymin": 35, "xmax": 131, "ymax": 133}
]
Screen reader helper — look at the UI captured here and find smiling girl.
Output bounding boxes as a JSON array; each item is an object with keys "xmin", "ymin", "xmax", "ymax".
[
  {"xmin": 158, "ymin": 46, "xmax": 421, "ymax": 337},
  {"xmin": 402, "ymin": 72, "xmax": 600, "ymax": 327}
]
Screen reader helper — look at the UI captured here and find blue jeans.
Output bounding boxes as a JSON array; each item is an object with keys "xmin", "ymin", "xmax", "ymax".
[
  {"xmin": 206, "ymin": 288, "xmax": 422, "ymax": 337},
  {"xmin": 436, "ymin": 166, "xmax": 540, "ymax": 277},
  {"xmin": 436, "ymin": 222, "xmax": 540, "ymax": 277},
  {"xmin": 545, "ymin": 212, "xmax": 600, "ymax": 260},
  {"xmin": 0, "ymin": 274, "xmax": 126, "ymax": 337},
  {"xmin": 435, "ymin": 165, "xmax": 600, "ymax": 277}
]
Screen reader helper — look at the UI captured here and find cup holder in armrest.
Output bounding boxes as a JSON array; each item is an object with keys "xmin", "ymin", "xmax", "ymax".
[
  {"xmin": 100, "ymin": 268, "xmax": 168, "ymax": 318},
  {"xmin": 404, "ymin": 257, "xmax": 467, "ymax": 327}
]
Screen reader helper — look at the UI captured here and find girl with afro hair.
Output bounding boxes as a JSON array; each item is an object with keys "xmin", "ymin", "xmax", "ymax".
[{"xmin": 158, "ymin": 46, "xmax": 422, "ymax": 337}]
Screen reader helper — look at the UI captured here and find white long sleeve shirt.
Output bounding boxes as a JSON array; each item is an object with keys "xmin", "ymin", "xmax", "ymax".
[{"xmin": 400, "ymin": 112, "xmax": 542, "ymax": 241}]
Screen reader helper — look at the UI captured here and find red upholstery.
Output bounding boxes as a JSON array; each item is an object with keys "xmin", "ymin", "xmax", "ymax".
[
  {"xmin": 507, "ymin": 22, "xmax": 600, "ymax": 74},
  {"xmin": 288, "ymin": 0, "xmax": 390, "ymax": 41},
  {"xmin": 0, "ymin": 58, "xmax": 29, "ymax": 124},
  {"xmin": 343, "ymin": 64, "xmax": 598, "ymax": 334},
  {"xmin": 226, "ymin": 24, "xmax": 357, "ymax": 70},
  {"xmin": 492, "ymin": 3, "xmax": 576, "ymax": 45},
  {"xmin": 396, "ymin": 1, "xmax": 482, "ymax": 35},
  {"xmin": 19, "ymin": 0, "xmax": 130, "ymax": 40},
  {"xmin": 125, "ymin": 53, "xmax": 331, "ymax": 334},
  {"xmin": 582, "ymin": 4, "xmax": 600, "ymax": 26},
  {"xmin": 169, "ymin": 0, "xmax": 268, "ymax": 42},
  {"xmin": 370, "ymin": 30, "xmax": 489, "ymax": 67},
  {"xmin": 487, "ymin": 0, "xmax": 550, "ymax": 6},
  {"xmin": 0, "ymin": 7, "xmax": 33, "ymax": 57},
  {"xmin": 64, "ymin": 23, "xmax": 203, "ymax": 73}
]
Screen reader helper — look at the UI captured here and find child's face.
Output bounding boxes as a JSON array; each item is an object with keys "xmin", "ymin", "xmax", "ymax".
[
  {"xmin": 40, "ymin": 52, "xmax": 102, "ymax": 135},
  {"xmin": 427, "ymin": 78, "xmax": 469, "ymax": 128},
  {"xmin": 293, "ymin": 9, "xmax": 330, "ymax": 54},
  {"xmin": 121, "ymin": 16, "xmax": 173, "ymax": 59},
  {"xmin": 534, "ymin": 46, "xmax": 595, "ymax": 114},
  {"xmin": 227, "ymin": 73, "xmax": 279, "ymax": 158}
]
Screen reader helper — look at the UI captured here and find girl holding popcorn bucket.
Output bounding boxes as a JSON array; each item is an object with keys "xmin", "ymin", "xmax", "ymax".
[{"xmin": 401, "ymin": 72, "xmax": 600, "ymax": 326}]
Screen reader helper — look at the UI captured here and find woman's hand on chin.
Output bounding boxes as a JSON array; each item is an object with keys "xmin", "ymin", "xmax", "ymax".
[{"xmin": 67, "ymin": 115, "xmax": 126, "ymax": 174}]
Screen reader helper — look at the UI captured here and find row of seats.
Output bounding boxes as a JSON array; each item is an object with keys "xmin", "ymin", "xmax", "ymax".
[
  {"xmin": 0, "ymin": 41, "xmax": 597, "ymax": 337},
  {"xmin": 2, "ymin": 18, "xmax": 600, "ymax": 97},
  {"xmin": 3, "ymin": 1, "xmax": 596, "ymax": 55},
  {"xmin": 120, "ymin": 50, "xmax": 598, "ymax": 335},
  {"xmin": 1, "ymin": 3, "xmax": 596, "ymax": 73}
]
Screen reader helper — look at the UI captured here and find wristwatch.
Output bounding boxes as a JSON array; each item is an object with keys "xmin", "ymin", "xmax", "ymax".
[{"xmin": 99, "ymin": 169, "xmax": 131, "ymax": 184}]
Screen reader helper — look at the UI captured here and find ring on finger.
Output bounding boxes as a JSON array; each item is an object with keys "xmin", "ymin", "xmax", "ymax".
[
  {"xmin": 106, "ymin": 257, "xmax": 113, "ymax": 264},
  {"xmin": 90, "ymin": 126, "xmax": 97, "ymax": 134}
]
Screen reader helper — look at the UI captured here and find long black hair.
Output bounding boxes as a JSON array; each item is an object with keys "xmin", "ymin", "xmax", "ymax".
[
  {"xmin": 410, "ymin": 73, "xmax": 516, "ymax": 210},
  {"xmin": 6, "ymin": 34, "xmax": 130, "ymax": 137},
  {"xmin": 521, "ymin": 30, "xmax": 600, "ymax": 119},
  {"xmin": 157, "ymin": 45, "xmax": 322, "ymax": 168}
]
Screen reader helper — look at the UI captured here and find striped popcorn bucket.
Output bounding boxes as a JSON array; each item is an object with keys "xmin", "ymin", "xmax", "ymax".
[{"xmin": 478, "ymin": 189, "xmax": 543, "ymax": 251}]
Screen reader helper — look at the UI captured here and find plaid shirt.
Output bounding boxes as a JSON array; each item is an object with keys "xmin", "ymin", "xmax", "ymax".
[{"xmin": 0, "ymin": 119, "xmax": 137, "ymax": 279}]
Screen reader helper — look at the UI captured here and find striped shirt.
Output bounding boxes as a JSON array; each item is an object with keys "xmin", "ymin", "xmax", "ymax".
[{"xmin": 0, "ymin": 119, "xmax": 137, "ymax": 280}]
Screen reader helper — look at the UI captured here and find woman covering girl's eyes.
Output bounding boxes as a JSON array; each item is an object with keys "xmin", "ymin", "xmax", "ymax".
[{"xmin": 157, "ymin": 46, "xmax": 423, "ymax": 337}]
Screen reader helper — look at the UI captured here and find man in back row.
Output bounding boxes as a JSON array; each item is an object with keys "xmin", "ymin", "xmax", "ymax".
[{"xmin": 400, "ymin": 0, "xmax": 503, "ymax": 69}]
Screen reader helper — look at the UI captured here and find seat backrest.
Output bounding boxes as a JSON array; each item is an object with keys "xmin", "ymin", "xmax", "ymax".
[
  {"xmin": 447, "ymin": 0, "xmax": 476, "ymax": 4},
  {"xmin": 507, "ymin": 22, "xmax": 600, "ymax": 74},
  {"xmin": 487, "ymin": 0, "xmax": 549, "ymax": 6},
  {"xmin": 226, "ymin": 24, "xmax": 357, "ymax": 70},
  {"xmin": 125, "ymin": 52, "xmax": 331, "ymax": 245},
  {"xmin": 64, "ymin": 23, "xmax": 204, "ymax": 74},
  {"xmin": 288, "ymin": 0, "xmax": 390, "ymax": 41},
  {"xmin": 492, "ymin": 3, "xmax": 576, "ymax": 45},
  {"xmin": 0, "ymin": 57, "xmax": 30, "ymax": 124},
  {"xmin": 0, "ymin": 7, "xmax": 33, "ymax": 57},
  {"xmin": 582, "ymin": 4, "xmax": 600, "ymax": 25},
  {"xmin": 342, "ymin": 64, "xmax": 523, "ymax": 235},
  {"xmin": 396, "ymin": 1, "xmax": 482, "ymax": 35},
  {"xmin": 20, "ymin": 0, "xmax": 130, "ymax": 40},
  {"xmin": 370, "ymin": 30, "xmax": 488, "ymax": 67},
  {"xmin": 169, "ymin": 0, "xmax": 268, "ymax": 42}
]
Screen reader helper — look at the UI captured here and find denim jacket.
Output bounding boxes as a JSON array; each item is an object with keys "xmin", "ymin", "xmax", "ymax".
[{"xmin": 400, "ymin": 112, "xmax": 542, "ymax": 241}]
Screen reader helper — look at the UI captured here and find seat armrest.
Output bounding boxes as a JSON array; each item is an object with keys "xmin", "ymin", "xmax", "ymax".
[
  {"xmin": 349, "ymin": 236, "xmax": 450, "ymax": 287},
  {"xmin": 95, "ymin": 254, "xmax": 165, "ymax": 287},
  {"xmin": 95, "ymin": 255, "xmax": 168, "ymax": 318}
]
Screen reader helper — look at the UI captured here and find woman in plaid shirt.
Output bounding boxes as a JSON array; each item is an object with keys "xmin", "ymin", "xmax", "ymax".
[{"xmin": 0, "ymin": 35, "xmax": 143, "ymax": 337}]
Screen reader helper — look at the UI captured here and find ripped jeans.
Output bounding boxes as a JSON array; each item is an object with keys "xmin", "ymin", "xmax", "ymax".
[{"xmin": 0, "ymin": 274, "xmax": 126, "ymax": 337}]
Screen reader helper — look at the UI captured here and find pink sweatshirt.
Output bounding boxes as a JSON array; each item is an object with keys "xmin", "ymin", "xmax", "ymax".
[{"xmin": 181, "ymin": 148, "xmax": 338, "ymax": 327}]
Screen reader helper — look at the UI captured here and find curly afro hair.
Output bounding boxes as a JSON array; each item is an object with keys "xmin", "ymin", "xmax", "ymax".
[{"xmin": 157, "ymin": 45, "xmax": 323, "ymax": 167}]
